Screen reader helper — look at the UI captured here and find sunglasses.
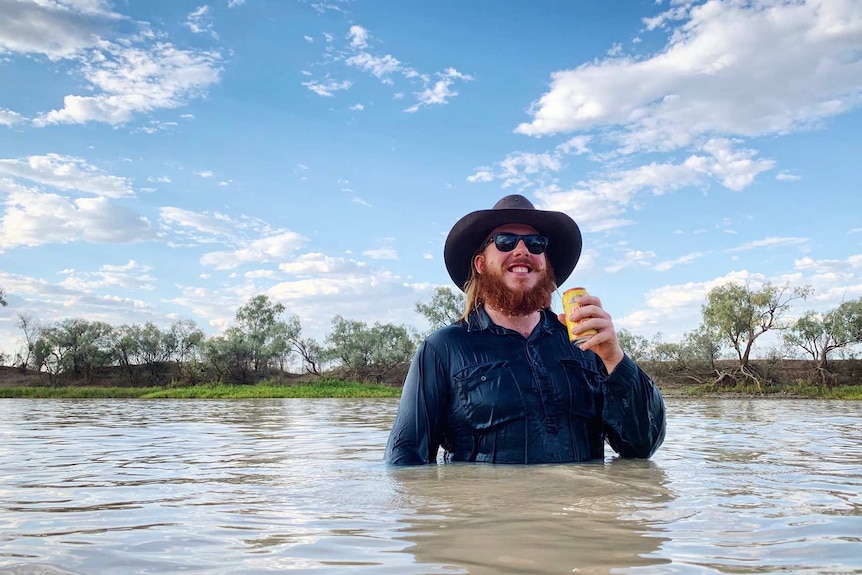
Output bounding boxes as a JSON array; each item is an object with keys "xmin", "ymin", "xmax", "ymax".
[{"xmin": 482, "ymin": 232, "xmax": 549, "ymax": 255}]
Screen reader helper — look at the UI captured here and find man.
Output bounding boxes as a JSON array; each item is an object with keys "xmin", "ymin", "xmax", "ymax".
[{"xmin": 385, "ymin": 194, "xmax": 666, "ymax": 464}]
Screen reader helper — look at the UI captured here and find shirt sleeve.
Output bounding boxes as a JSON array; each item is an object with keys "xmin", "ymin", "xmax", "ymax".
[
  {"xmin": 384, "ymin": 341, "xmax": 449, "ymax": 465},
  {"xmin": 600, "ymin": 354, "xmax": 666, "ymax": 458}
]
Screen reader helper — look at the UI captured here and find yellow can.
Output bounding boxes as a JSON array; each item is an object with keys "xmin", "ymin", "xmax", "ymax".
[{"xmin": 562, "ymin": 287, "xmax": 598, "ymax": 344}]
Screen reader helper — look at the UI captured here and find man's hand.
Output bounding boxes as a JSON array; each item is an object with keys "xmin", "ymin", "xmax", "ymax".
[{"xmin": 557, "ymin": 294, "xmax": 625, "ymax": 373}]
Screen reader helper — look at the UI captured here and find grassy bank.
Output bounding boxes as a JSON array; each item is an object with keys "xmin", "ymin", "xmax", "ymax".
[
  {"xmin": 1, "ymin": 378, "xmax": 860, "ymax": 400},
  {"xmin": 0, "ymin": 379, "xmax": 403, "ymax": 399}
]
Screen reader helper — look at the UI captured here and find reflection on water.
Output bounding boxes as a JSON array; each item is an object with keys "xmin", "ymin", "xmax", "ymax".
[{"xmin": 0, "ymin": 398, "xmax": 860, "ymax": 574}]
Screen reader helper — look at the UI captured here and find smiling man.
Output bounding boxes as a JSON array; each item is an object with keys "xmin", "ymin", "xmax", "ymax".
[{"xmin": 385, "ymin": 194, "xmax": 666, "ymax": 465}]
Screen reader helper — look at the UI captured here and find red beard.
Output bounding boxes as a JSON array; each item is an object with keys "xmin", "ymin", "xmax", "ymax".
[{"xmin": 477, "ymin": 260, "xmax": 557, "ymax": 316}]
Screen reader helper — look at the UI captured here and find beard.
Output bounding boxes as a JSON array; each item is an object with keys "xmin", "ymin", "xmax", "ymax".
[{"xmin": 477, "ymin": 260, "xmax": 557, "ymax": 316}]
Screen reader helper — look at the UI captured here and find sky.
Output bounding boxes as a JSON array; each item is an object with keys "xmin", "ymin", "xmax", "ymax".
[{"xmin": 1, "ymin": 0, "xmax": 861, "ymax": 360}]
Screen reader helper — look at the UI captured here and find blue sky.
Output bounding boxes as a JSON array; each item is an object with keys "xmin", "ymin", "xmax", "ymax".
[{"xmin": 1, "ymin": 0, "xmax": 861, "ymax": 358}]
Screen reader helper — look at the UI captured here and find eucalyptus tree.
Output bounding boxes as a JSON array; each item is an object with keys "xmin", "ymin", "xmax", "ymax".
[
  {"xmin": 415, "ymin": 286, "xmax": 464, "ymax": 333},
  {"xmin": 616, "ymin": 328, "xmax": 651, "ymax": 362},
  {"xmin": 0, "ymin": 287, "xmax": 6, "ymax": 306},
  {"xmin": 33, "ymin": 319, "xmax": 115, "ymax": 383},
  {"xmin": 325, "ymin": 315, "xmax": 418, "ymax": 380},
  {"xmin": 15, "ymin": 313, "xmax": 39, "ymax": 371},
  {"xmin": 784, "ymin": 298, "xmax": 862, "ymax": 385},
  {"xmin": 702, "ymin": 281, "xmax": 811, "ymax": 372},
  {"xmin": 234, "ymin": 295, "xmax": 295, "ymax": 374}
]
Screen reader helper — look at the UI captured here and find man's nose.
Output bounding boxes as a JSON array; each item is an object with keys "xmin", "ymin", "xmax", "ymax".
[{"xmin": 512, "ymin": 239, "xmax": 530, "ymax": 254}]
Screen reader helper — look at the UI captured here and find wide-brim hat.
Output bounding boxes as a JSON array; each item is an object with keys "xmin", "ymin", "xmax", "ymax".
[{"xmin": 444, "ymin": 194, "xmax": 582, "ymax": 291}]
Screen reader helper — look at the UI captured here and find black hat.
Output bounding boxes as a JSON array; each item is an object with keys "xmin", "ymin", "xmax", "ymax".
[{"xmin": 444, "ymin": 194, "xmax": 582, "ymax": 291}]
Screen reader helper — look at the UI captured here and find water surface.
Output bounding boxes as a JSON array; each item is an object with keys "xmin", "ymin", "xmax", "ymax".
[{"xmin": 0, "ymin": 398, "xmax": 859, "ymax": 574}]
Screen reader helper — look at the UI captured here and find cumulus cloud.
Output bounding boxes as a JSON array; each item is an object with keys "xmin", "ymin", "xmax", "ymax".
[
  {"xmin": 532, "ymin": 139, "xmax": 770, "ymax": 232},
  {"xmin": 0, "ymin": 0, "xmax": 122, "ymax": 60},
  {"xmin": 0, "ymin": 186, "xmax": 153, "ymax": 251},
  {"xmin": 0, "ymin": 109, "xmax": 25, "ymax": 126},
  {"xmin": 347, "ymin": 25, "xmax": 368, "ymax": 49},
  {"xmin": 0, "ymin": 154, "xmax": 134, "ymax": 197},
  {"xmin": 516, "ymin": 0, "xmax": 862, "ymax": 152}
]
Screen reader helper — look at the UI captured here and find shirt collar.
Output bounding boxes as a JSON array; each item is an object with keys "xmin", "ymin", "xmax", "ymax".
[{"xmin": 466, "ymin": 305, "xmax": 562, "ymax": 338}]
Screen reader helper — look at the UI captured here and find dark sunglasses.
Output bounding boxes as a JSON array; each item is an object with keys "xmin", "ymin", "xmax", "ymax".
[{"xmin": 482, "ymin": 232, "xmax": 549, "ymax": 255}]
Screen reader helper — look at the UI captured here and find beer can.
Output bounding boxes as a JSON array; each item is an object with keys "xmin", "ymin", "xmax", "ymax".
[{"xmin": 562, "ymin": 287, "xmax": 598, "ymax": 345}]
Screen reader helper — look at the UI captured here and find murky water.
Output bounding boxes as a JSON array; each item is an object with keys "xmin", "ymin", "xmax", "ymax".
[{"xmin": 0, "ymin": 398, "xmax": 859, "ymax": 574}]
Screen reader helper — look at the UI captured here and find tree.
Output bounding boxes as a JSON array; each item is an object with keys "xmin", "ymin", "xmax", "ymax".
[
  {"xmin": 0, "ymin": 287, "xmax": 6, "ymax": 307},
  {"xmin": 325, "ymin": 316, "xmax": 418, "ymax": 381},
  {"xmin": 234, "ymin": 295, "xmax": 293, "ymax": 373},
  {"xmin": 702, "ymin": 281, "xmax": 811, "ymax": 373},
  {"xmin": 32, "ymin": 319, "xmax": 114, "ymax": 384},
  {"xmin": 415, "ymin": 286, "xmax": 464, "ymax": 332},
  {"xmin": 617, "ymin": 328, "xmax": 650, "ymax": 362},
  {"xmin": 784, "ymin": 298, "xmax": 862, "ymax": 386},
  {"xmin": 15, "ymin": 313, "xmax": 40, "ymax": 371}
]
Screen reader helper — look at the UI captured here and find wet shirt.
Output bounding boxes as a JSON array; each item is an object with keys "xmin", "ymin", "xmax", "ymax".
[{"xmin": 385, "ymin": 307, "xmax": 666, "ymax": 465}]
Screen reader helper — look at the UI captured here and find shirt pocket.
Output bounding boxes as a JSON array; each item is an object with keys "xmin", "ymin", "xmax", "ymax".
[
  {"xmin": 560, "ymin": 358, "xmax": 601, "ymax": 421},
  {"xmin": 453, "ymin": 361, "xmax": 527, "ymax": 431}
]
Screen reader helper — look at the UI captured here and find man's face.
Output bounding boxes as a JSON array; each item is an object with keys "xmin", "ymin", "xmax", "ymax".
[{"xmin": 474, "ymin": 223, "xmax": 556, "ymax": 315}]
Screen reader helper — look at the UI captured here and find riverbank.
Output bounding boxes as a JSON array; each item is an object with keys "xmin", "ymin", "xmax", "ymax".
[
  {"xmin": 1, "ymin": 378, "xmax": 860, "ymax": 400},
  {"xmin": 1, "ymin": 360, "xmax": 860, "ymax": 400}
]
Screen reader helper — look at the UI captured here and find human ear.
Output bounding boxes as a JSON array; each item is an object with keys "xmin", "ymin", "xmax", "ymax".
[{"xmin": 474, "ymin": 254, "xmax": 485, "ymax": 274}]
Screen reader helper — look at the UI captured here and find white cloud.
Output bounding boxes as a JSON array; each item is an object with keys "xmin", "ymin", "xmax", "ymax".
[
  {"xmin": 605, "ymin": 249, "xmax": 656, "ymax": 274},
  {"xmin": 279, "ymin": 253, "xmax": 368, "ymax": 275},
  {"xmin": 228, "ymin": 0, "xmax": 245, "ymax": 7},
  {"xmin": 59, "ymin": 259, "xmax": 156, "ymax": 291},
  {"xmin": 0, "ymin": 154, "xmax": 134, "ymax": 197},
  {"xmin": 195, "ymin": 170, "xmax": 214, "ymax": 178},
  {"xmin": 347, "ymin": 25, "xmax": 368, "ymax": 49},
  {"xmin": 405, "ymin": 68, "xmax": 473, "ymax": 113},
  {"xmin": 653, "ymin": 251, "xmax": 708, "ymax": 272},
  {"xmin": 776, "ymin": 172, "xmax": 801, "ymax": 181},
  {"xmin": 345, "ymin": 52, "xmax": 404, "ymax": 82},
  {"xmin": 35, "ymin": 41, "xmax": 222, "ymax": 126},
  {"xmin": 0, "ymin": 109, "xmax": 25, "ymax": 126},
  {"xmin": 0, "ymin": 0, "xmax": 122, "ymax": 60},
  {"xmin": 727, "ymin": 236, "xmax": 808, "ymax": 253},
  {"xmin": 159, "ymin": 207, "xmax": 275, "ymax": 246},
  {"xmin": 0, "ymin": 186, "xmax": 154, "ymax": 251},
  {"xmin": 200, "ymin": 231, "xmax": 309, "ymax": 270},
  {"xmin": 516, "ymin": 0, "xmax": 862, "ymax": 153},
  {"xmin": 302, "ymin": 79, "xmax": 353, "ymax": 97},
  {"xmin": 185, "ymin": 5, "xmax": 218, "ymax": 39},
  {"xmin": 362, "ymin": 246, "xmax": 399, "ymax": 260},
  {"xmin": 467, "ymin": 151, "xmax": 562, "ymax": 189},
  {"xmin": 349, "ymin": 103, "xmax": 365, "ymax": 111}
]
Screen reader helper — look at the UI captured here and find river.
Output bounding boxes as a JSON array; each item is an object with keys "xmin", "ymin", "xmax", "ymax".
[{"xmin": 0, "ymin": 398, "xmax": 859, "ymax": 574}]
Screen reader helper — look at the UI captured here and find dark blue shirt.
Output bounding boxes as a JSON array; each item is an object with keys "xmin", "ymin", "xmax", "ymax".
[{"xmin": 385, "ymin": 306, "xmax": 666, "ymax": 464}]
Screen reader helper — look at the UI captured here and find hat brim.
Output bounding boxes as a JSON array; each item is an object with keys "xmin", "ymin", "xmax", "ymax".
[{"xmin": 444, "ymin": 207, "xmax": 582, "ymax": 291}]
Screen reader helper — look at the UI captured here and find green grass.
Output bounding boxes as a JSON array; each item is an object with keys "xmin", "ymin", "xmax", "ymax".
[{"xmin": 0, "ymin": 379, "xmax": 403, "ymax": 399}]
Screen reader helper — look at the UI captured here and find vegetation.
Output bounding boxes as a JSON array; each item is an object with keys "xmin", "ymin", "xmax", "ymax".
[
  {"xmin": 1, "ymin": 282, "xmax": 861, "ymax": 398},
  {"xmin": 0, "ymin": 379, "xmax": 401, "ymax": 399}
]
